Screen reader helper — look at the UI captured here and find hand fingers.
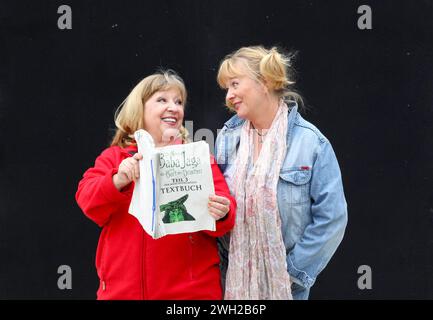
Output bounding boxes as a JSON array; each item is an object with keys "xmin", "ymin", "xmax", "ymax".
[
  {"xmin": 208, "ymin": 206, "xmax": 227, "ymax": 220},
  {"xmin": 134, "ymin": 162, "xmax": 140, "ymax": 180},
  {"xmin": 208, "ymin": 211, "xmax": 221, "ymax": 220},
  {"xmin": 132, "ymin": 154, "xmax": 141, "ymax": 179},
  {"xmin": 133, "ymin": 153, "xmax": 143, "ymax": 160},
  {"xmin": 209, "ymin": 195, "xmax": 231, "ymax": 206},
  {"xmin": 208, "ymin": 200, "xmax": 229, "ymax": 213},
  {"xmin": 126, "ymin": 157, "xmax": 140, "ymax": 181},
  {"xmin": 121, "ymin": 161, "xmax": 135, "ymax": 182},
  {"xmin": 130, "ymin": 164, "xmax": 138, "ymax": 181},
  {"xmin": 208, "ymin": 209, "xmax": 223, "ymax": 221},
  {"xmin": 120, "ymin": 168, "xmax": 132, "ymax": 182},
  {"xmin": 126, "ymin": 164, "xmax": 134, "ymax": 182},
  {"xmin": 131, "ymin": 159, "xmax": 139, "ymax": 180},
  {"xmin": 119, "ymin": 155, "xmax": 141, "ymax": 183}
]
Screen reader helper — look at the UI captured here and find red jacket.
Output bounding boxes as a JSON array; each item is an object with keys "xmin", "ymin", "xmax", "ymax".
[{"xmin": 75, "ymin": 145, "xmax": 236, "ymax": 300}]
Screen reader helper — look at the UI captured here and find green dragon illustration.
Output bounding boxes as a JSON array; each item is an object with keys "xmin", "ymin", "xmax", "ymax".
[{"xmin": 160, "ymin": 194, "xmax": 195, "ymax": 224}]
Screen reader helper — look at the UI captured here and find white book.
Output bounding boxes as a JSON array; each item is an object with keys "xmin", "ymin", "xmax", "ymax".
[{"xmin": 129, "ymin": 129, "xmax": 216, "ymax": 239}]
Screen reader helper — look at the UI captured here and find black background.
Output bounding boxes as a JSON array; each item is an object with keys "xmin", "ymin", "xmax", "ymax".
[{"xmin": 0, "ymin": 0, "xmax": 432, "ymax": 299}]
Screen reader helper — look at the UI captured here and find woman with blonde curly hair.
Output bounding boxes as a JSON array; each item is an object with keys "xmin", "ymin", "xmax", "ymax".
[
  {"xmin": 76, "ymin": 70, "xmax": 236, "ymax": 299},
  {"xmin": 215, "ymin": 46, "xmax": 348, "ymax": 300}
]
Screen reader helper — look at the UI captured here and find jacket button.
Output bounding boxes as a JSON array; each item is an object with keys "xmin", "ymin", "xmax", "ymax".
[
  {"xmin": 102, "ymin": 281, "xmax": 106, "ymax": 291},
  {"xmin": 189, "ymin": 235, "xmax": 194, "ymax": 243}
]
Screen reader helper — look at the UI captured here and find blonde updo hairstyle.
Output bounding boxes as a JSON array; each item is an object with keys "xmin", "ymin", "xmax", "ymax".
[
  {"xmin": 217, "ymin": 45, "xmax": 303, "ymax": 111},
  {"xmin": 111, "ymin": 70, "xmax": 189, "ymax": 147}
]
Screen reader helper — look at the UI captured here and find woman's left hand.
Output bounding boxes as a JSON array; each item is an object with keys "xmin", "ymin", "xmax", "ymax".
[{"xmin": 208, "ymin": 195, "xmax": 230, "ymax": 221}]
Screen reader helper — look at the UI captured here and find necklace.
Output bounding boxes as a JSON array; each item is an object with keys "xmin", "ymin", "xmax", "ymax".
[{"xmin": 251, "ymin": 123, "xmax": 268, "ymax": 143}]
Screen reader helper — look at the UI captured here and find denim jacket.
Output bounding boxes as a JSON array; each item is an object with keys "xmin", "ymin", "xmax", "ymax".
[{"xmin": 214, "ymin": 101, "xmax": 348, "ymax": 300}]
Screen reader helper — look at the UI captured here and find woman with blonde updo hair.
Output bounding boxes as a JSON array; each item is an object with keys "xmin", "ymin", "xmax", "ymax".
[
  {"xmin": 215, "ymin": 46, "xmax": 348, "ymax": 300},
  {"xmin": 76, "ymin": 70, "xmax": 236, "ymax": 299}
]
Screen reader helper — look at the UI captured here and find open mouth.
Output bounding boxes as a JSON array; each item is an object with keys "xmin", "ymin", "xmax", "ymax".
[{"xmin": 161, "ymin": 117, "xmax": 178, "ymax": 125}]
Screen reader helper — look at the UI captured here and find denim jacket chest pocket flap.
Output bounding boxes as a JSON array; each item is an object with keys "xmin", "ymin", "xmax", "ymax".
[{"xmin": 279, "ymin": 169, "xmax": 312, "ymax": 205}]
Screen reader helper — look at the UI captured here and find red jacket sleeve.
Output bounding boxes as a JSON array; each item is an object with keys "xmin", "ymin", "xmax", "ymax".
[
  {"xmin": 75, "ymin": 147, "xmax": 133, "ymax": 227},
  {"xmin": 203, "ymin": 156, "xmax": 236, "ymax": 237}
]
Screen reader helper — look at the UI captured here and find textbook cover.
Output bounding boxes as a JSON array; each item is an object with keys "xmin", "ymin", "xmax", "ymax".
[{"xmin": 129, "ymin": 129, "xmax": 216, "ymax": 239}]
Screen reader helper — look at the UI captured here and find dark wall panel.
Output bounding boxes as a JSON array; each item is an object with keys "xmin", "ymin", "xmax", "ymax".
[{"xmin": 0, "ymin": 0, "xmax": 432, "ymax": 299}]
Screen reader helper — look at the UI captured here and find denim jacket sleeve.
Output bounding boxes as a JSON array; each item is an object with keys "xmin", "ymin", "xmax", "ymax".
[
  {"xmin": 214, "ymin": 128, "xmax": 227, "ymax": 172},
  {"xmin": 286, "ymin": 140, "xmax": 348, "ymax": 289}
]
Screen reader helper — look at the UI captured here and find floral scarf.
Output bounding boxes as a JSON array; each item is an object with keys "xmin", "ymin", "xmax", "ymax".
[{"xmin": 225, "ymin": 102, "xmax": 292, "ymax": 300}]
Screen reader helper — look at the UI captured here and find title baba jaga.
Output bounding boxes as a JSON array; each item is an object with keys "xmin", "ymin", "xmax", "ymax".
[{"xmin": 160, "ymin": 151, "xmax": 201, "ymax": 170}]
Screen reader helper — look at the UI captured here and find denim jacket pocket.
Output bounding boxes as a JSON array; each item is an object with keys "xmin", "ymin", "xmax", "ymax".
[{"xmin": 279, "ymin": 169, "xmax": 312, "ymax": 204}]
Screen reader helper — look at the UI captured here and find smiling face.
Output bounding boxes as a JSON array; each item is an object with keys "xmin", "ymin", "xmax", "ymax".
[
  {"xmin": 143, "ymin": 87, "xmax": 184, "ymax": 146},
  {"xmin": 223, "ymin": 62, "xmax": 269, "ymax": 121}
]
